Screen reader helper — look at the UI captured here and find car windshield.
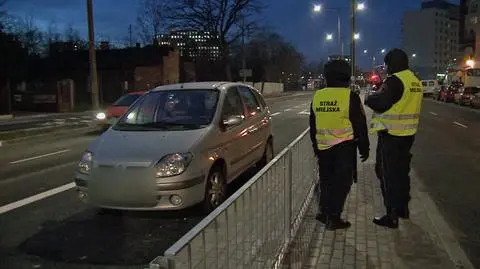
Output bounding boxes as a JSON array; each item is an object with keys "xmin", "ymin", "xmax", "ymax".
[
  {"xmin": 113, "ymin": 89, "xmax": 219, "ymax": 131},
  {"xmin": 112, "ymin": 94, "xmax": 143, "ymax": 107}
]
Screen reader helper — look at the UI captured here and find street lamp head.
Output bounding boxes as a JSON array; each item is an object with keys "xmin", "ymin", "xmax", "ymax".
[
  {"xmin": 363, "ymin": 49, "xmax": 368, "ymax": 54},
  {"xmin": 354, "ymin": 33, "xmax": 360, "ymax": 40},
  {"xmin": 466, "ymin": 59, "xmax": 475, "ymax": 68},
  {"xmin": 313, "ymin": 4, "xmax": 322, "ymax": 13},
  {"xmin": 326, "ymin": 33, "xmax": 333, "ymax": 41},
  {"xmin": 412, "ymin": 53, "xmax": 417, "ymax": 58},
  {"xmin": 357, "ymin": 2, "xmax": 366, "ymax": 11},
  {"xmin": 381, "ymin": 49, "xmax": 386, "ymax": 54}
]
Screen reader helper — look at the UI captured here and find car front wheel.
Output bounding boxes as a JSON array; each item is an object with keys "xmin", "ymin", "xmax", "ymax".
[{"xmin": 203, "ymin": 167, "xmax": 227, "ymax": 213}]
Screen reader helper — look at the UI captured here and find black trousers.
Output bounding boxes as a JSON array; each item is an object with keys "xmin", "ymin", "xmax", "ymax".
[
  {"xmin": 316, "ymin": 141, "xmax": 356, "ymax": 216},
  {"xmin": 375, "ymin": 132, "xmax": 415, "ymax": 213}
]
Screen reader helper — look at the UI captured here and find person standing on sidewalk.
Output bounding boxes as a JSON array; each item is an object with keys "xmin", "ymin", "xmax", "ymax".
[
  {"xmin": 309, "ymin": 59, "xmax": 370, "ymax": 230},
  {"xmin": 365, "ymin": 48, "xmax": 423, "ymax": 229}
]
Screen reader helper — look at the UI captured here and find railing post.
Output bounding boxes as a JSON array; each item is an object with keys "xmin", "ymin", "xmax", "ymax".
[{"xmin": 284, "ymin": 150, "xmax": 293, "ymax": 245}]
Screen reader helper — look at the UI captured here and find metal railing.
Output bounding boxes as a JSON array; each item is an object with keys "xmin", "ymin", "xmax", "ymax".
[{"xmin": 149, "ymin": 128, "xmax": 318, "ymax": 269}]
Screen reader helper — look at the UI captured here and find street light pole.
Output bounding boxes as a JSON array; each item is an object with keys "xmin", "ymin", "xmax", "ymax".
[
  {"xmin": 87, "ymin": 0, "xmax": 99, "ymax": 110},
  {"xmin": 351, "ymin": 0, "xmax": 356, "ymax": 84},
  {"xmin": 337, "ymin": 11, "xmax": 343, "ymax": 57}
]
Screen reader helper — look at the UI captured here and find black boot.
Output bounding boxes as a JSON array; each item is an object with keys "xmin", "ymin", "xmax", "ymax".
[
  {"xmin": 325, "ymin": 215, "xmax": 351, "ymax": 230},
  {"xmin": 373, "ymin": 211, "xmax": 399, "ymax": 229},
  {"xmin": 315, "ymin": 207, "xmax": 327, "ymax": 224},
  {"xmin": 397, "ymin": 207, "xmax": 409, "ymax": 219}
]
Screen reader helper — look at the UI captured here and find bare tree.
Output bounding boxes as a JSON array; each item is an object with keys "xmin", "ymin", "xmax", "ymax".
[
  {"xmin": 12, "ymin": 14, "xmax": 44, "ymax": 55},
  {"xmin": 136, "ymin": 0, "xmax": 168, "ymax": 45},
  {"xmin": 143, "ymin": 0, "xmax": 263, "ymax": 80},
  {"xmin": 45, "ymin": 19, "xmax": 62, "ymax": 44},
  {"xmin": 63, "ymin": 23, "xmax": 87, "ymax": 50}
]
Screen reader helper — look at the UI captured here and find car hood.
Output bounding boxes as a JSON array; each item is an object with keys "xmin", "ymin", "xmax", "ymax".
[{"xmin": 88, "ymin": 128, "xmax": 209, "ymax": 165}]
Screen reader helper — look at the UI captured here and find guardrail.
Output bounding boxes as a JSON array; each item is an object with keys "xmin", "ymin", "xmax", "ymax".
[{"xmin": 149, "ymin": 128, "xmax": 318, "ymax": 269}]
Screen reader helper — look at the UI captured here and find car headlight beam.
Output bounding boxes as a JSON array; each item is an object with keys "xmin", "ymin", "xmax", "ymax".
[
  {"xmin": 96, "ymin": 112, "xmax": 106, "ymax": 120},
  {"xmin": 155, "ymin": 153, "xmax": 193, "ymax": 178},
  {"xmin": 78, "ymin": 151, "xmax": 93, "ymax": 174}
]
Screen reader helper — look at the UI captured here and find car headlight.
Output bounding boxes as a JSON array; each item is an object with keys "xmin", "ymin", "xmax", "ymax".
[
  {"xmin": 155, "ymin": 153, "xmax": 193, "ymax": 178},
  {"xmin": 78, "ymin": 151, "xmax": 93, "ymax": 174},
  {"xmin": 96, "ymin": 112, "xmax": 106, "ymax": 120}
]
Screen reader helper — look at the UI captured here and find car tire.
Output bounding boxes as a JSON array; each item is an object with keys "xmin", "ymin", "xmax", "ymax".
[
  {"xmin": 203, "ymin": 166, "xmax": 227, "ymax": 213},
  {"xmin": 256, "ymin": 139, "xmax": 274, "ymax": 169}
]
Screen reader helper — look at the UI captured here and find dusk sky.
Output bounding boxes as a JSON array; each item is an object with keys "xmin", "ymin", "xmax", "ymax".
[{"xmin": 5, "ymin": 0, "xmax": 459, "ymax": 69}]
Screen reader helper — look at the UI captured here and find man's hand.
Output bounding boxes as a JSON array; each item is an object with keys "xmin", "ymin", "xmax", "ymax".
[{"xmin": 360, "ymin": 152, "xmax": 369, "ymax": 162}]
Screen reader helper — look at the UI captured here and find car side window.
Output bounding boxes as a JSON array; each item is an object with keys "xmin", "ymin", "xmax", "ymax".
[
  {"xmin": 251, "ymin": 87, "xmax": 267, "ymax": 110},
  {"xmin": 222, "ymin": 87, "xmax": 245, "ymax": 119},
  {"xmin": 238, "ymin": 86, "xmax": 262, "ymax": 117}
]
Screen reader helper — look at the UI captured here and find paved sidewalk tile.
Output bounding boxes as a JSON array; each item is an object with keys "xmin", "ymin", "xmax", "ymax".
[{"xmin": 302, "ymin": 133, "xmax": 459, "ymax": 269}]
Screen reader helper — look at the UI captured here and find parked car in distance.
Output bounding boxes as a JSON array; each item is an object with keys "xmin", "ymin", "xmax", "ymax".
[
  {"xmin": 440, "ymin": 85, "xmax": 459, "ymax": 103},
  {"xmin": 471, "ymin": 92, "xmax": 480, "ymax": 108},
  {"xmin": 454, "ymin": 86, "xmax": 480, "ymax": 106},
  {"xmin": 75, "ymin": 82, "xmax": 274, "ymax": 212},
  {"xmin": 94, "ymin": 91, "xmax": 146, "ymax": 130},
  {"xmin": 421, "ymin": 80, "xmax": 439, "ymax": 97},
  {"xmin": 432, "ymin": 85, "xmax": 446, "ymax": 100}
]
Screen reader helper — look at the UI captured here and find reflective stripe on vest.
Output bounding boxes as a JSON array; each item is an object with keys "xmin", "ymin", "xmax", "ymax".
[
  {"xmin": 372, "ymin": 113, "xmax": 420, "ymax": 120},
  {"xmin": 316, "ymin": 127, "xmax": 353, "ymax": 135},
  {"xmin": 369, "ymin": 70, "xmax": 423, "ymax": 136},
  {"xmin": 312, "ymin": 87, "xmax": 353, "ymax": 150}
]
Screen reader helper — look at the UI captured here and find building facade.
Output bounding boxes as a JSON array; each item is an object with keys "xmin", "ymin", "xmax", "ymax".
[
  {"xmin": 158, "ymin": 30, "xmax": 221, "ymax": 60},
  {"xmin": 402, "ymin": 0, "xmax": 459, "ymax": 79}
]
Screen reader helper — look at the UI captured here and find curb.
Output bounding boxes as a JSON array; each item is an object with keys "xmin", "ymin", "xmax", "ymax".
[{"xmin": 0, "ymin": 124, "xmax": 98, "ymax": 147}]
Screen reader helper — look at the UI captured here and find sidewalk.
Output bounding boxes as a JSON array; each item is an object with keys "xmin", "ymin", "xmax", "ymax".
[{"xmin": 297, "ymin": 122, "xmax": 474, "ymax": 268}]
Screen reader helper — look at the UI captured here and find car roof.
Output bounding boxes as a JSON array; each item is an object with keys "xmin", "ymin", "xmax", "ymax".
[{"xmin": 149, "ymin": 81, "xmax": 250, "ymax": 92}]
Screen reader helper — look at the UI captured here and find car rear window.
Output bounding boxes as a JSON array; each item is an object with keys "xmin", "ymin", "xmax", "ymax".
[
  {"xmin": 113, "ymin": 94, "xmax": 142, "ymax": 106},
  {"xmin": 422, "ymin": 81, "xmax": 428, "ymax": 87},
  {"xmin": 428, "ymin": 81, "xmax": 435, "ymax": 86}
]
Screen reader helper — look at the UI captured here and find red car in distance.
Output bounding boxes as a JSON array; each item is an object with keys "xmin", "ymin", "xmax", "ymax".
[{"xmin": 94, "ymin": 90, "xmax": 147, "ymax": 130}]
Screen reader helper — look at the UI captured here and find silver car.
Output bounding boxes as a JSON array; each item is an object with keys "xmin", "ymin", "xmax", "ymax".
[{"xmin": 74, "ymin": 82, "xmax": 273, "ymax": 212}]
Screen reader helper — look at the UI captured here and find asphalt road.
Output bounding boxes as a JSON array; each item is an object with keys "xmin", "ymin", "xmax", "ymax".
[
  {"xmin": 412, "ymin": 98, "xmax": 480, "ymax": 268},
  {"xmin": 0, "ymin": 92, "xmax": 314, "ymax": 269}
]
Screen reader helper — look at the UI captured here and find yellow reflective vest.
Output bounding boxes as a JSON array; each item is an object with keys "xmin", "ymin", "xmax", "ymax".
[
  {"xmin": 312, "ymin": 87, "xmax": 354, "ymax": 150},
  {"xmin": 370, "ymin": 70, "xmax": 423, "ymax": 136}
]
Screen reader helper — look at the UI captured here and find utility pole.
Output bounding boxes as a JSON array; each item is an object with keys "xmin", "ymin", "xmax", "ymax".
[
  {"xmin": 241, "ymin": 17, "xmax": 247, "ymax": 82},
  {"xmin": 351, "ymin": 0, "xmax": 356, "ymax": 86},
  {"xmin": 87, "ymin": 0, "xmax": 100, "ymax": 110}
]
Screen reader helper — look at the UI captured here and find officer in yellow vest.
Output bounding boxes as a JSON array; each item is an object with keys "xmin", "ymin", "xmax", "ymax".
[
  {"xmin": 309, "ymin": 60, "xmax": 370, "ymax": 230},
  {"xmin": 365, "ymin": 48, "xmax": 423, "ymax": 229}
]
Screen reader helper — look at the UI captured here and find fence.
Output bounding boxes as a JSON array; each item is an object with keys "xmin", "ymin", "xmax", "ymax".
[{"xmin": 149, "ymin": 128, "xmax": 318, "ymax": 269}]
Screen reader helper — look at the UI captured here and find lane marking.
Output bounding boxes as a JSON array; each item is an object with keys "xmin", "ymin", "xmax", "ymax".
[
  {"xmin": 284, "ymin": 108, "xmax": 292, "ymax": 111},
  {"xmin": 298, "ymin": 110, "xmax": 310, "ymax": 115},
  {"xmin": 453, "ymin": 121, "xmax": 468, "ymax": 128},
  {"xmin": 10, "ymin": 149, "xmax": 71, "ymax": 164},
  {"xmin": 81, "ymin": 120, "xmax": 92, "ymax": 123},
  {"xmin": 0, "ymin": 182, "xmax": 75, "ymax": 214},
  {"xmin": 429, "ymin": 112, "xmax": 438, "ymax": 116},
  {"xmin": 271, "ymin": 112, "xmax": 281, "ymax": 116},
  {"xmin": 68, "ymin": 117, "xmax": 80, "ymax": 120}
]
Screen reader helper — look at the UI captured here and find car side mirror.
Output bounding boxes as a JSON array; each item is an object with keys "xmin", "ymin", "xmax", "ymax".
[{"xmin": 222, "ymin": 115, "xmax": 243, "ymax": 127}]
